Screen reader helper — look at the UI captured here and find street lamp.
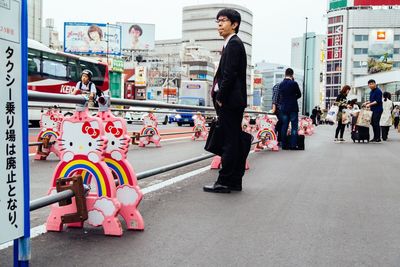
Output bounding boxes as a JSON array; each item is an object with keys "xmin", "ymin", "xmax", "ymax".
[
  {"xmin": 302, "ymin": 17, "xmax": 308, "ymax": 115},
  {"xmin": 302, "ymin": 17, "xmax": 316, "ymax": 115}
]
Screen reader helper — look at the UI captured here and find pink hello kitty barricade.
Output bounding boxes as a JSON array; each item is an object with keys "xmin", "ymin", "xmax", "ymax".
[
  {"xmin": 35, "ymin": 109, "xmax": 64, "ymax": 160},
  {"xmin": 97, "ymin": 106, "xmax": 144, "ymax": 230},
  {"xmin": 139, "ymin": 111, "xmax": 161, "ymax": 147},
  {"xmin": 254, "ymin": 115, "xmax": 279, "ymax": 152},
  {"xmin": 192, "ymin": 112, "xmax": 208, "ymax": 141},
  {"xmin": 46, "ymin": 109, "xmax": 123, "ymax": 236},
  {"xmin": 298, "ymin": 117, "xmax": 314, "ymax": 136}
]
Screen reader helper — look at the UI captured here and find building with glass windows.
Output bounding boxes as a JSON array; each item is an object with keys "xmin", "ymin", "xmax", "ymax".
[
  {"xmin": 254, "ymin": 61, "xmax": 304, "ymax": 113},
  {"xmin": 326, "ymin": 0, "xmax": 400, "ymax": 107}
]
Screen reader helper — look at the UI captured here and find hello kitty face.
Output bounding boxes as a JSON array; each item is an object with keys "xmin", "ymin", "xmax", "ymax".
[
  {"xmin": 302, "ymin": 120, "xmax": 309, "ymax": 127},
  {"xmin": 259, "ymin": 119, "xmax": 273, "ymax": 129},
  {"xmin": 143, "ymin": 115, "xmax": 156, "ymax": 127},
  {"xmin": 104, "ymin": 120, "xmax": 128, "ymax": 161},
  {"xmin": 194, "ymin": 116, "xmax": 204, "ymax": 125},
  {"xmin": 59, "ymin": 120, "xmax": 104, "ymax": 163},
  {"xmin": 41, "ymin": 114, "xmax": 62, "ymax": 131}
]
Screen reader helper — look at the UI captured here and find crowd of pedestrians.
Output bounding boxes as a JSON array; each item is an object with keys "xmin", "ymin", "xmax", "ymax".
[{"xmin": 331, "ymin": 79, "xmax": 398, "ymax": 143}]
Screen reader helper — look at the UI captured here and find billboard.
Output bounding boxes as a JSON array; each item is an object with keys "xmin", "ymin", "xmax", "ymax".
[
  {"xmin": 135, "ymin": 66, "xmax": 147, "ymax": 87},
  {"xmin": 368, "ymin": 29, "xmax": 394, "ymax": 74},
  {"xmin": 119, "ymin": 23, "xmax": 155, "ymax": 50},
  {"xmin": 329, "ymin": 0, "xmax": 348, "ymax": 10},
  {"xmin": 64, "ymin": 22, "xmax": 121, "ymax": 55}
]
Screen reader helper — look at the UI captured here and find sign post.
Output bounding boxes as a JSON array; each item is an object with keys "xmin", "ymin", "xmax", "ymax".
[{"xmin": 0, "ymin": 0, "xmax": 30, "ymax": 265}]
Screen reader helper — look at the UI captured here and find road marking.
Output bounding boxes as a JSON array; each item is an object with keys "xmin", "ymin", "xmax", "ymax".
[
  {"xmin": 141, "ymin": 165, "xmax": 210, "ymax": 194},
  {"xmin": 0, "ymin": 163, "xmax": 212, "ymax": 250}
]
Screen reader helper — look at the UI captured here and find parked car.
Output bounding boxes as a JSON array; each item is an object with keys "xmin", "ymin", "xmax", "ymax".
[{"xmin": 124, "ymin": 106, "xmax": 170, "ymax": 125}]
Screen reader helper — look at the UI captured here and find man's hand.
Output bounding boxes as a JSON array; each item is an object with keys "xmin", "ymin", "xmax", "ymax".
[{"xmin": 216, "ymin": 100, "xmax": 222, "ymax": 107}]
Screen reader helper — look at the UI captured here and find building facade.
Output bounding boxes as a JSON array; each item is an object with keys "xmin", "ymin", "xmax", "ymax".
[
  {"xmin": 182, "ymin": 4, "xmax": 254, "ymax": 104},
  {"xmin": 291, "ymin": 33, "xmax": 327, "ymax": 112},
  {"xmin": 254, "ymin": 61, "xmax": 304, "ymax": 112},
  {"xmin": 28, "ymin": 0, "xmax": 42, "ymax": 42},
  {"xmin": 326, "ymin": 0, "xmax": 400, "ymax": 107}
]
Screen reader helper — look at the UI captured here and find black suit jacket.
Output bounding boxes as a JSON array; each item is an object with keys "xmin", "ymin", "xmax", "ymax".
[{"xmin": 213, "ymin": 35, "xmax": 247, "ymax": 110}]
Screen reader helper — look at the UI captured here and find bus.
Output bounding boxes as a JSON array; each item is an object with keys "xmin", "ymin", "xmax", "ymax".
[{"xmin": 28, "ymin": 39, "xmax": 109, "ymax": 126}]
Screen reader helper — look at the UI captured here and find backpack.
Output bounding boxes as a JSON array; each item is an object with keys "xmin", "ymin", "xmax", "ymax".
[{"xmin": 79, "ymin": 81, "xmax": 103, "ymax": 107}]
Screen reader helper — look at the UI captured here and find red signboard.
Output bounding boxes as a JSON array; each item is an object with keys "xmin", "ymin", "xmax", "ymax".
[{"xmin": 354, "ymin": 0, "xmax": 400, "ymax": 5}]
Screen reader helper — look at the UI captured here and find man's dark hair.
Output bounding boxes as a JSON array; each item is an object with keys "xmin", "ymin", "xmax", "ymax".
[
  {"xmin": 285, "ymin": 68, "xmax": 294, "ymax": 77},
  {"xmin": 368, "ymin": 79, "xmax": 376, "ymax": 84},
  {"xmin": 216, "ymin": 8, "xmax": 241, "ymax": 33},
  {"xmin": 129, "ymin": 24, "xmax": 143, "ymax": 36}
]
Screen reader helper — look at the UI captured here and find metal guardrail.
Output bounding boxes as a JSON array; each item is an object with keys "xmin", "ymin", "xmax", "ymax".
[
  {"xmin": 27, "ymin": 91, "xmax": 264, "ymax": 213},
  {"xmin": 27, "ymin": 91, "xmax": 268, "ymax": 115},
  {"xmin": 28, "ymin": 104, "xmax": 217, "ymax": 116}
]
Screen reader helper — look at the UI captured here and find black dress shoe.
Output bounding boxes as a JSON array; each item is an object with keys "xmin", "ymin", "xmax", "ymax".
[{"xmin": 203, "ymin": 183, "xmax": 231, "ymax": 193}]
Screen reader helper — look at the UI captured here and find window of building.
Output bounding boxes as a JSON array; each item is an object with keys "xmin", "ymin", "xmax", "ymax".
[
  {"xmin": 354, "ymin": 35, "xmax": 368, "ymax": 42},
  {"xmin": 327, "ymin": 60, "xmax": 342, "ymax": 72},
  {"xmin": 394, "ymin": 48, "xmax": 400, "ymax": 54},
  {"xmin": 354, "ymin": 48, "xmax": 368, "ymax": 55},
  {"xmin": 353, "ymin": 61, "xmax": 368, "ymax": 68},
  {"xmin": 326, "ymin": 73, "xmax": 341, "ymax": 85},
  {"xmin": 328, "ymin": 16, "xmax": 343, "ymax": 25},
  {"xmin": 395, "ymin": 35, "xmax": 400, "ymax": 41},
  {"xmin": 393, "ymin": 62, "xmax": 400, "ymax": 68}
]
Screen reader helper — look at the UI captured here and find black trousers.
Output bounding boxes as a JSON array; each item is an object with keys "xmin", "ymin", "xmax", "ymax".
[
  {"xmin": 371, "ymin": 111, "xmax": 382, "ymax": 140},
  {"xmin": 335, "ymin": 120, "xmax": 345, "ymax": 138},
  {"xmin": 275, "ymin": 111, "xmax": 282, "ymax": 142},
  {"xmin": 217, "ymin": 107, "xmax": 246, "ymax": 187},
  {"xmin": 381, "ymin": 126, "xmax": 390, "ymax": 140},
  {"xmin": 394, "ymin": 117, "xmax": 399, "ymax": 129}
]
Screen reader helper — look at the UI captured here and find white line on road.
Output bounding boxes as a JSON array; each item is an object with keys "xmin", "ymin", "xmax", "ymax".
[{"xmin": 0, "ymin": 162, "xmax": 211, "ymax": 250}]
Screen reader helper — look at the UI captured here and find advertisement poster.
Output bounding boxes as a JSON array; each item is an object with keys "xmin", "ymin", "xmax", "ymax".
[
  {"xmin": 64, "ymin": 22, "xmax": 121, "ymax": 55},
  {"xmin": 119, "ymin": 22, "xmax": 155, "ymax": 51}
]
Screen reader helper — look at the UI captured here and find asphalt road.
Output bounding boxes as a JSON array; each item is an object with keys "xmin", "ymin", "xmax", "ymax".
[{"xmin": 2, "ymin": 125, "xmax": 400, "ymax": 266}]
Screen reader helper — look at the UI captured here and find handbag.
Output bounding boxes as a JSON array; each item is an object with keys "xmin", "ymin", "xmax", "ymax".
[
  {"xmin": 342, "ymin": 111, "xmax": 350, "ymax": 124},
  {"xmin": 204, "ymin": 117, "xmax": 223, "ymax": 156},
  {"xmin": 326, "ymin": 105, "xmax": 338, "ymax": 122},
  {"xmin": 356, "ymin": 107, "xmax": 373, "ymax": 127}
]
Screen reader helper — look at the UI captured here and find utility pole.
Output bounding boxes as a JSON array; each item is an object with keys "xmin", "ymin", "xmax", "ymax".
[{"xmin": 302, "ymin": 17, "xmax": 308, "ymax": 115}]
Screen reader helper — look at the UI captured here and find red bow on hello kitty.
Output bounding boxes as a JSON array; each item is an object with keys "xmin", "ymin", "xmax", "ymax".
[
  {"xmin": 50, "ymin": 114, "xmax": 62, "ymax": 122},
  {"xmin": 105, "ymin": 121, "xmax": 123, "ymax": 138},
  {"xmin": 82, "ymin": 121, "xmax": 100, "ymax": 139}
]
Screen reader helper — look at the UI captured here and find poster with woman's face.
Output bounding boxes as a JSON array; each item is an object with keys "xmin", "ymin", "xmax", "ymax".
[
  {"xmin": 119, "ymin": 22, "xmax": 155, "ymax": 51},
  {"xmin": 64, "ymin": 22, "xmax": 121, "ymax": 55}
]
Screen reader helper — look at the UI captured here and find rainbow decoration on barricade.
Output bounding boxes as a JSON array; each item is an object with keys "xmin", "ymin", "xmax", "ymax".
[
  {"xmin": 192, "ymin": 113, "xmax": 208, "ymax": 141},
  {"xmin": 139, "ymin": 112, "xmax": 161, "ymax": 147},
  {"xmin": 254, "ymin": 115, "xmax": 279, "ymax": 152},
  {"xmin": 35, "ymin": 109, "xmax": 64, "ymax": 160},
  {"xmin": 98, "ymin": 110, "xmax": 144, "ymax": 230}
]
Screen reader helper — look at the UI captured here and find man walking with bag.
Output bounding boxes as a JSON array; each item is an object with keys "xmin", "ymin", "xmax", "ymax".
[
  {"xmin": 364, "ymin": 79, "xmax": 383, "ymax": 142},
  {"xmin": 203, "ymin": 8, "xmax": 248, "ymax": 193}
]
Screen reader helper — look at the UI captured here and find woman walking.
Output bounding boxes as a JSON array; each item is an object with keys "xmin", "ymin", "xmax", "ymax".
[
  {"xmin": 380, "ymin": 92, "xmax": 394, "ymax": 141},
  {"xmin": 334, "ymin": 85, "xmax": 351, "ymax": 142}
]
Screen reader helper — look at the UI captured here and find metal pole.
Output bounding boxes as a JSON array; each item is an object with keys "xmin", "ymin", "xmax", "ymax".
[
  {"xmin": 302, "ymin": 17, "xmax": 308, "ymax": 115},
  {"xmin": 27, "ymin": 91, "xmax": 269, "ymax": 115}
]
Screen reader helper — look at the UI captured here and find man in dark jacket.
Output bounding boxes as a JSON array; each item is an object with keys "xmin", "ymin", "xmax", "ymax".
[
  {"xmin": 277, "ymin": 68, "xmax": 302, "ymax": 150},
  {"xmin": 365, "ymin": 79, "xmax": 383, "ymax": 142},
  {"xmin": 203, "ymin": 8, "xmax": 247, "ymax": 193}
]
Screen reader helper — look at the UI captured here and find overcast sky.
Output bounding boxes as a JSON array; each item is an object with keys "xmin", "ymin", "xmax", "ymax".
[{"xmin": 43, "ymin": 0, "xmax": 328, "ymax": 66}]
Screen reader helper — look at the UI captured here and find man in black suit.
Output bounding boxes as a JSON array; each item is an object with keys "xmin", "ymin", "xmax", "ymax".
[{"xmin": 203, "ymin": 8, "xmax": 247, "ymax": 193}]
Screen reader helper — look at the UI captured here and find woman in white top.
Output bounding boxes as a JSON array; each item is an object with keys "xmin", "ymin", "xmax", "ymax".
[{"xmin": 379, "ymin": 91, "xmax": 394, "ymax": 141}]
